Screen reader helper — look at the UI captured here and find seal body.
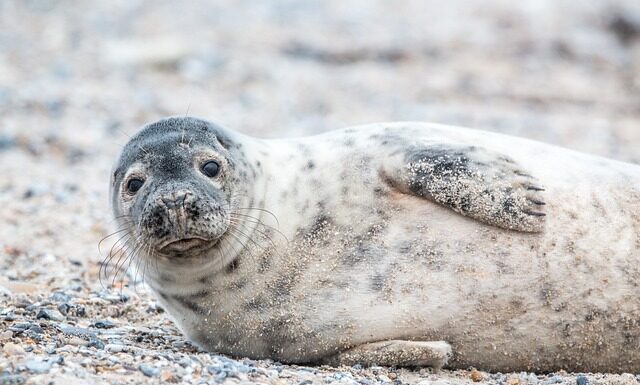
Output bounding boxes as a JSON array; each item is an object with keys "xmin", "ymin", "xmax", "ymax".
[{"xmin": 111, "ymin": 117, "xmax": 640, "ymax": 373}]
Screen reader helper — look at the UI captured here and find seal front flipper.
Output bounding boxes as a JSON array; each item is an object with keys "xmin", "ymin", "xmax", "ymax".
[
  {"xmin": 382, "ymin": 143, "xmax": 546, "ymax": 232},
  {"xmin": 323, "ymin": 340, "xmax": 452, "ymax": 369}
]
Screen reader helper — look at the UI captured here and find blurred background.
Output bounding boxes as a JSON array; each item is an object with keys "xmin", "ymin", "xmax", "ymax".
[{"xmin": 0, "ymin": 0, "xmax": 639, "ymax": 273}]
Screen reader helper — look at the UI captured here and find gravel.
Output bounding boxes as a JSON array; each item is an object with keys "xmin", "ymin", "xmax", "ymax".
[
  {"xmin": 576, "ymin": 375, "xmax": 589, "ymax": 385},
  {"xmin": 1, "ymin": 1, "xmax": 640, "ymax": 384},
  {"xmin": 138, "ymin": 363, "xmax": 160, "ymax": 377}
]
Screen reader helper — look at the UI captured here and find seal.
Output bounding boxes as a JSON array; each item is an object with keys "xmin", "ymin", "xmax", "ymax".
[{"xmin": 110, "ymin": 116, "xmax": 640, "ymax": 373}]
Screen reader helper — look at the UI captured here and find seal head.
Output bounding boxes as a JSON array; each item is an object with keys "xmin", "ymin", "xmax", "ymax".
[{"xmin": 111, "ymin": 117, "xmax": 241, "ymax": 258}]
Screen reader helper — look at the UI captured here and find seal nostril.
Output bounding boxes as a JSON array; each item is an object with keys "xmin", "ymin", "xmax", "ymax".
[{"xmin": 162, "ymin": 192, "xmax": 188, "ymax": 209}]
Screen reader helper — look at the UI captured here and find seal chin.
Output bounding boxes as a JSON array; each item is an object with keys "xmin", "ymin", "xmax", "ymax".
[{"xmin": 158, "ymin": 236, "xmax": 217, "ymax": 255}]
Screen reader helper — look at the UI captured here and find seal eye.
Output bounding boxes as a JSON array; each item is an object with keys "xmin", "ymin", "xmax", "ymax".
[
  {"xmin": 201, "ymin": 160, "xmax": 220, "ymax": 178},
  {"xmin": 127, "ymin": 178, "xmax": 144, "ymax": 194}
]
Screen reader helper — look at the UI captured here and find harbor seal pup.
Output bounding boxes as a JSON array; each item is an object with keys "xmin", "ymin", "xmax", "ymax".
[{"xmin": 110, "ymin": 116, "xmax": 640, "ymax": 373}]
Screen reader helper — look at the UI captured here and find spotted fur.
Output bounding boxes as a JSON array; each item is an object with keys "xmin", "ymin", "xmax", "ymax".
[{"xmin": 111, "ymin": 117, "xmax": 640, "ymax": 373}]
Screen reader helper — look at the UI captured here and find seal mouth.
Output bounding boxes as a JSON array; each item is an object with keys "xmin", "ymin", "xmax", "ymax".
[{"xmin": 158, "ymin": 237, "xmax": 213, "ymax": 254}]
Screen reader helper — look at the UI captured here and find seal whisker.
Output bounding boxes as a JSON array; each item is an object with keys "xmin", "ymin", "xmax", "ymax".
[
  {"xmin": 123, "ymin": 238, "xmax": 147, "ymax": 290},
  {"xmin": 98, "ymin": 227, "xmax": 133, "ymax": 255},
  {"xmin": 230, "ymin": 213, "xmax": 289, "ymax": 243},
  {"xmin": 132, "ymin": 242, "xmax": 151, "ymax": 295},
  {"xmin": 233, "ymin": 207, "xmax": 280, "ymax": 227},
  {"xmin": 115, "ymin": 235, "xmax": 147, "ymax": 290},
  {"xmin": 223, "ymin": 226, "xmax": 260, "ymax": 268},
  {"xmin": 132, "ymin": 241, "xmax": 150, "ymax": 294},
  {"xmin": 233, "ymin": 207, "xmax": 281, "ymax": 228},
  {"xmin": 108, "ymin": 233, "xmax": 144, "ymax": 288},
  {"xmin": 228, "ymin": 218, "xmax": 284, "ymax": 262},
  {"xmin": 99, "ymin": 231, "xmax": 135, "ymax": 287},
  {"xmin": 229, "ymin": 217, "xmax": 277, "ymax": 247},
  {"xmin": 107, "ymin": 214, "xmax": 134, "ymax": 225},
  {"xmin": 227, "ymin": 221, "xmax": 269, "ymax": 253}
]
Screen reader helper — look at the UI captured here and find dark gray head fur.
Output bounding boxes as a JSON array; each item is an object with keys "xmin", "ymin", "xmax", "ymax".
[{"xmin": 111, "ymin": 116, "xmax": 251, "ymax": 258}]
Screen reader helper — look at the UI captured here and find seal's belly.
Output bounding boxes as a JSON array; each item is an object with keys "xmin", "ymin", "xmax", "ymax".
[
  {"xmin": 175, "ymin": 175, "xmax": 640, "ymax": 372},
  {"xmin": 256, "ymin": 174, "xmax": 640, "ymax": 371}
]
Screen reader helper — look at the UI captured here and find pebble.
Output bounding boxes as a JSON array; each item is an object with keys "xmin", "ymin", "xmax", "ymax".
[
  {"xmin": 36, "ymin": 308, "xmax": 61, "ymax": 321},
  {"xmin": 58, "ymin": 325, "xmax": 94, "ymax": 338},
  {"xmin": 0, "ymin": 330, "xmax": 13, "ymax": 340},
  {"xmin": 3, "ymin": 342, "xmax": 25, "ymax": 356},
  {"xmin": 0, "ymin": 135, "xmax": 15, "ymax": 151},
  {"xmin": 105, "ymin": 344, "xmax": 125, "ymax": 353},
  {"xmin": 544, "ymin": 376, "xmax": 564, "ymax": 385},
  {"xmin": 50, "ymin": 292, "xmax": 71, "ymax": 302},
  {"xmin": 88, "ymin": 338, "xmax": 105, "ymax": 350},
  {"xmin": 575, "ymin": 375, "xmax": 588, "ymax": 385},
  {"xmin": 507, "ymin": 376, "xmax": 520, "ymax": 385},
  {"xmin": 65, "ymin": 337, "xmax": 89, "ymax": 346},
  {"xmin": 160, "ymin": 370, "xmax": 178, "ymax": 382},
  {"xmin": 10, "ymin": 323, "xmax": 43, "ymax": 334},
  {"xmin": 92, "ymin": 320, "xmax": 116, "ymax": 329},
  {"xmin": 139, "ymin": 363, "xmax": 160, "ymax": 377},
  {"xmin": 57, "ymin": 303, "xmax": 71, "ymax": 315},
  {"xmin": 171, "ymin": 340, "xmax": 188, "ymax": 349},
  {"xmin": 0, "ymin": 374, "xmax": 26, "ymax": 385},
  {"xmin": 3, "ymin": 311, "xmax": 16, "ymax": 322},
  {"xmin": 471, "ymin": 369, "xmax": 487, "ymax": 382},
  {"xmin": 25, "ymin": 359, "xmax": 52, "ymax": 374}
]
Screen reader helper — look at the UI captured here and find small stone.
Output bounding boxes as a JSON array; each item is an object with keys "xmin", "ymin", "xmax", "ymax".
[
  {"xmin": 139, "ymin": 363, "xmax": 160, "ymax": 377},
  {"xmin": 377, "ymin": 375, "xmax": 391, "ymax": 383},
  {"xmin": 57, "ymin": 303, "xmax": 71, "ymax": 315},
  {"xmin": 36, "ymin": 308, "xmax": 61, "ymax": 321},
  {"xmin": 0, "ymin": 135, "xmax": 15, "ymax": 151},
  {"xmin": 105, "ymin": 344, "xmax": 125, "ymax": 353},
  {"xmin": 50, "ymin": 292, "xmax": 71, "ymax": 302},
  {"xmin": 59, "ymin": 325, "xmax": 95, "ymax": 338},
  {"xmin": 8, "ymin": 323, "xmax": 31, "ymax": 333},
  {"xmin": 25, "ymin": 359, "xmax": 52, "ymax": 374},
  {"xmin": 92, "ymin": 320, "xmax": 116, "ymax": 329},
  {"xmin": 65, "ymin": 337, "xmax": 89, "ymax": 346},
  {"xmin": 620, "ymin": 374, "xmax": 635, "ymax": 384},
  {"xmin": 3, "ymin": 342, "xmax": 25, "ymax": 356},
  {"xmin": 11, "ymin": 322, "xmax": 43, "ymax": 335},
  {"xmin": 171, "ymin": 340, "xmax": 187, "ymax": 349},
  {"xmin": 507, "ymin": 376, "xmax": 521, "ymax": 385},
  {"xmin": 3, "ymin": 312, "xmax": 16, "ymax": 322},
  {"xmin": 160, "ymin": 370, "xmax": 178, "ymax": 383},
  {"xmin": 0, "ymin": 330, "xmax": 12, "ymax": 340},
  {"xmin": 526, "ymin": 374, "xmax": 540, "ymax": 384},
  {"xmin": 207, "ymin": 365, "xmax": 221, "ymax": 375},
  {"xmin": 471, "ymin": 369, "xmax": 487, "ymax": 382},
  {"xmin": 75, "ymin": 306, "xmax": 86, "ymax": 317},
  {"xmin": 576, "ymin": 375, "xmax": 588, "ymax": 385},
  {"xmin": 88, "ymin": 338, "xmax": 105, "ymax": 350},
  {"xmin": 544, "ymin": 376, "xmax": 563, "ymax": 385},
  {"xmin": 0, "ymin": 374, "xmax": 26, "ymax": 385}
]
